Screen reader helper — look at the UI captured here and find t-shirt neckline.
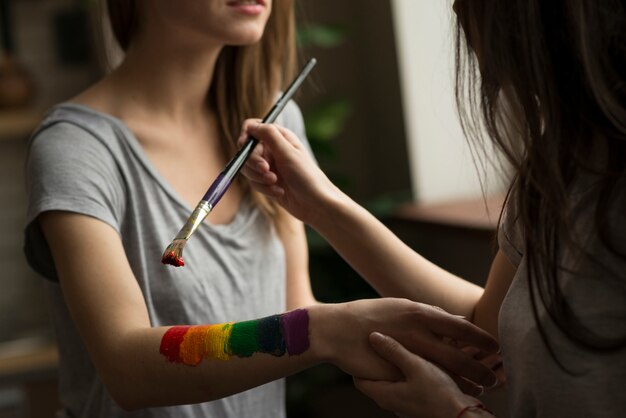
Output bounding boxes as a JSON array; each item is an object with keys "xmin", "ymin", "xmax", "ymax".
[{"xmin": 53, "ymin": 102, "xmax": 250, "ymax": 233}]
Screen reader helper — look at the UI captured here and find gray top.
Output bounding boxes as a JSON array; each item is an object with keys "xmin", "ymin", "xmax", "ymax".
[
  {"xmin": 498, "ymin": 178, "xmax": 626, "ymax": 417},
  {"xmin": 24, "ymin": 101, "xmax": 310, "ymax": 418}
]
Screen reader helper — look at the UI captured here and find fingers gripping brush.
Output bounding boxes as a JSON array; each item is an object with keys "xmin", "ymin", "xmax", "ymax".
[{"xmin": 161, "ymin": 58, "xmax": 317, "ymax": 267}]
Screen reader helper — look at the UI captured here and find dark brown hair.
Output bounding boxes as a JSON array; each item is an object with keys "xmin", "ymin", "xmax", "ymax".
[
  {"xmin": 454, "ymin": 0, "xmax": 626, "ymax": 368},
  {"xmin": 105, "ymin": 0, "xmax": 296, "ymax": 220}
]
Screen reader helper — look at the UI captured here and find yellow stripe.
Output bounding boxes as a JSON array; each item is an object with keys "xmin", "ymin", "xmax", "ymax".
[{"xmin": 204, "ymin": 323, "xmax": 233, "ymax": 361}]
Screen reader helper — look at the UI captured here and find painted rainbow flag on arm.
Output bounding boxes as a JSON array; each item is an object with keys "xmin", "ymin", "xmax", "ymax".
[{"xmin": 160, "ymin": 309, "xmax": 310, "ymax": 366}]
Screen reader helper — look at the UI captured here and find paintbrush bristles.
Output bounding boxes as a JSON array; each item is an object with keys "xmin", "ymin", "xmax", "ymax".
[
  {"xmin": 161, "ymin": 239, "xmax": 187, "ymax": 267},
  {"xmin": 161, "ymin": 201, "xmax": 211, "ymax": 268}
]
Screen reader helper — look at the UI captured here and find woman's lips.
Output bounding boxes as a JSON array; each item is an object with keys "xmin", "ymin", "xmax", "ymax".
[{"xmin": 226, "ymin": 0, "xmax": 266, "ymax": 16}]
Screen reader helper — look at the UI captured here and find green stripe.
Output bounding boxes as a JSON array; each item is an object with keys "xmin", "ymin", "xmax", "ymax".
[{"xmin": 229, "ymin": 320, "xmax": 259, "ymax": 357}]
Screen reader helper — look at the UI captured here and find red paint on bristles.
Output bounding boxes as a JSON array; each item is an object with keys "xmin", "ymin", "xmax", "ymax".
[{"xmin": 161, "ymin": 250, "xmax": 185, "ymax": 267}]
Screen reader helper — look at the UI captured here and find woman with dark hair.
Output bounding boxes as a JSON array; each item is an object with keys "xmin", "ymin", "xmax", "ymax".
[
  {"xmin": 239, "ymin": 0, "xmax": 626, "ymax": 416},
  {"xmin": 22, "ymin": 0, "xmax": 499, "ymax": 417}
]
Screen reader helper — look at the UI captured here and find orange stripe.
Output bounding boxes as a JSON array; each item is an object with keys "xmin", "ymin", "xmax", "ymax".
[{"xmin": 179, "ymin": 325, "xmax": 211, "ymax": 366}]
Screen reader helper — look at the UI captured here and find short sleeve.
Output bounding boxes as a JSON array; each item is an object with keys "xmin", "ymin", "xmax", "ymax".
[{"xmin": 24, "ymin": 121, "xmax": 126, "ymax": 281}]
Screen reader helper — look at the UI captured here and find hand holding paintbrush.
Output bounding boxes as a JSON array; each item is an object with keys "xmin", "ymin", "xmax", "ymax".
[{"xmin": 161, "ymin": 58, "xmax": 317, "ymax": 267}]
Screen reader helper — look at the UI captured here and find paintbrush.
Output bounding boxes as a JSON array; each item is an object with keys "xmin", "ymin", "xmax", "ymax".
[{"xmin": 162, "ymin": 58, "xmax": 317, "ymax": 267}]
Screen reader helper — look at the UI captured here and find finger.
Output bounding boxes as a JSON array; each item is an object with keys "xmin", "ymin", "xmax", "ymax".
[
  {"xmin": 449, "ymin": 375, "xmax": 483, "ymax": 397},
  {"xmin": 273, "ymin": 124, "xmax": 305, "ymax": 150},
  {"xmin": 240, "ymin": 165, "xmax": 277, "ymax": 185},
  {"xmin": 418, "ymin": 335, "xmax": 498, "ymax": 388},
  {"xmin": 460, "ymin": 343, "xmax": 503, "ymax": 373},
  {"xmin": 460, "ymin": 345, "xmax": 482, "ymax": 359},
  {"xmin": 247, "ymin": 123, "xmax": 296, "ymax": 157},
  {"xmin": 248, "ymin": 180, "xmax": 284, "ymax": 198},
  {"xmin": 242, "ymin": 152, "xmax": 272, "ymax": 176},
  {"xmin": 240, "ymin": 141, "xmax": 267, "ymax": 170},
  {"xmin": 493, "ymin": 364, "xmax": 506, "ymax": 388},
  {"xmin": 252, "ymin": 158, "xmax": 271, "ymax": 174},
  {"xmin": 238, "ymin": 118, "xmax": 263, "ymax": 147},
  {"xmin": 368, "ymin": 332, "xmax": 419, "ymax": 376},
  {"xmin": 240, "ymin": 153, "xmax": 274, "ymax": 180},
  {"xmin": 425, "ymin": 308, "xmax": 500, "ymax": 354},
  {"xmin": 479, "ymin": 352, "xmax": 503, "ymax": 370}
]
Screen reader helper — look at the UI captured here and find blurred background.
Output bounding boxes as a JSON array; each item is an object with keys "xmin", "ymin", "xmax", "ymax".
[{"xmin": 0, "ymin": 0, "xmax": 508, "ymax": 417}]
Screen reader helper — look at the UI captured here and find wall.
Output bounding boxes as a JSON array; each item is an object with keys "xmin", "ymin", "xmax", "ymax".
[
  {"xmin": 0, "ymin": 2, "xmax": 100, "ymax": 415},
  {"xmin": 296, "ymin": 0, "xmax": 412, "ymax": 203},
  {"xmin": 0, "ymin": 137, "xmax": 49, "ymax": 342},
  {"xmin": 11, "ymin": 0, "xmax": 99, "ymax": 109},
  {"xmin": 0, "ymin": 0, "xmax": 99, "ymax": 342},
  {"xmin": 390, "ymin": 0, "xmax": 506, "ymax": 203}
]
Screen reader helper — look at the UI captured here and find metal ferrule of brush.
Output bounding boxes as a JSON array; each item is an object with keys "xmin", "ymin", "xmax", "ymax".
[{"xmin": 174, "ymin": 200, "xmax": 212, "ymax": 240}]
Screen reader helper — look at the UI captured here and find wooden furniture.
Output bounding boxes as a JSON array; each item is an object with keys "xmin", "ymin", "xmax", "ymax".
[
  {"xmin": 0, "ymin": 338, "xmax": 60, "ymax": 418},
  {"xmin": 384, "ymin": 195, "xmax": 505, "ymax": 286},
  {"xmin": 0, "ymin": 108, "xmax": 40, "ymax": 140}
]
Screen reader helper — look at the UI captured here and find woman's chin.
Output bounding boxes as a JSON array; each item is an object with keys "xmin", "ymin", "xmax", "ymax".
[{"xmin": 225, "ymin": 30, "xmax": 266, "ymax": 46}]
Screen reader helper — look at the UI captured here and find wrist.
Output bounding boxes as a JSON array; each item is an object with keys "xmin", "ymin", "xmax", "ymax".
[
  {"xmin": 454, "ymin": 396, "xmax": 495, "ymax": 418},
  {"xmin": 306, "ymin": 304, "xmax": 333, "ymax": 364},
  {"xmin": 308, "ymin": 186, "xmax": 353, "ymax": 232},
  {"xmin": 306, "ymin": 303, "xmax": 349, "ymax": 365}
]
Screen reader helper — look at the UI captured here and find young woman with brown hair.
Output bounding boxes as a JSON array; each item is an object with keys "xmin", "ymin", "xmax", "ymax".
[
  {"xmin": 23, "ymin": 1, "xmax": 499, "ymax": 417},
  {"xmin": 239, "ymin": 0, "xmax": 626, "ymax": 416}
]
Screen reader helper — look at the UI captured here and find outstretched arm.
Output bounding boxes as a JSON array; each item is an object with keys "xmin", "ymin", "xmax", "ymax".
[
  {"xmin": 40, "ymin": 211, "xmax": 498, "ymax": 410},
  {"xmin": 239, "ymin": 122, "xmax": 513, "ymax": 320}
]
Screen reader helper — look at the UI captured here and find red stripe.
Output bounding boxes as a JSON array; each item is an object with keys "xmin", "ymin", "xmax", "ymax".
[{"xmin": 160, "ymin": 326, "xmax": 191, "ymax": 363}]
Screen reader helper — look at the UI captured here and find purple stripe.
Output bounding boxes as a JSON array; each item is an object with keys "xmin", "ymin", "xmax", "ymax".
[{"xmin": 281, "ymin": 309, "xmax": 310, "ymax": 355}]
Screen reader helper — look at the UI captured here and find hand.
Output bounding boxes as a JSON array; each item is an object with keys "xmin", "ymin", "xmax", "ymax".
[
  {"xmin": 456, "ymin": 344, "xmax": 506, "ymax": 393},
  {"xmin": 354, "ymin": 333, "xmax": 494, "ymax": 418},
  {"xmin": 238, "ymin": 120, "xmax": 342, "ymax": 226},
  {"xmin": 314, "ymin": 299, "xmax": 499, "ymax": 388}
]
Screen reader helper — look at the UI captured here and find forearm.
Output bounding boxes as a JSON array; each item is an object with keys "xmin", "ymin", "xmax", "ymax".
[
  {"xmin": 41, "ymin": 210, "xmax": 498, "ymax": 412},
  {"xmin": 239, "ymin": 122, "xmax": 483, "ymax": 315},
  {"xmin": 97, "ymin": 307, "xmax": 327, "ymax": 410},
  {"xmin": 311, "ymin": 192, "xmax": 483, "ymax": 317},
  {"xmin": 98, "ymin": 299, "xmax": 434, "ymax": 410}
]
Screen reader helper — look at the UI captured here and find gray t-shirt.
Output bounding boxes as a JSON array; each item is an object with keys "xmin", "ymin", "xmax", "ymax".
[
  {"xmin": 498, "ymin": 178, "xmax": 626, "ymax": 417},
  {"xmin": 24, "ymin": 102, "xmax": 310, "ymax": 418}
]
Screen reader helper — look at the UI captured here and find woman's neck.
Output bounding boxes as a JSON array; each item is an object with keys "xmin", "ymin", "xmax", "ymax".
[{"xmin": 108, "ymin": 35, "xmax": 222, "ymax": 124}]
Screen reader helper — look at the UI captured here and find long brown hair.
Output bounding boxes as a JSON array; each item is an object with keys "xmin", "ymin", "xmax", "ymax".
[
  {"xmin": 105, "ymin": 0, "xmax": 296, "ymax": 220},
  {"xmin": 454, "ymin": 0, "xmax": 626, "ymax": 369},
  {"xmin": 455, "ymin": 0, "xmax": 626, "ymax": 368}
]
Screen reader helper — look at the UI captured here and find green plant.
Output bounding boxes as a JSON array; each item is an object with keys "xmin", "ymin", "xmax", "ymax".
[
  {"xmin": 297, "ymin": 24, "xmax": 352, "ymax": 164},
  {"xmin": 297, "ymin": 24, "xmax": 347, "ymax": 49}
]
